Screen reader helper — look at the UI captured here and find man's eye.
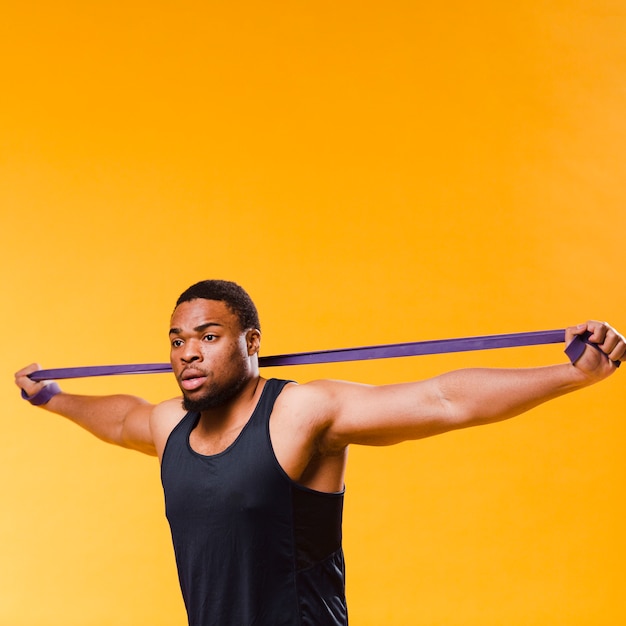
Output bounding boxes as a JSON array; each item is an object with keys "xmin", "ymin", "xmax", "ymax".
[
  {"xmin": 172, "ymin": 339, "xmax": 184, "ymax": 348},
  {"xmin": 203, "ymin": 334, "xmax": 216, "ymax": 341}
]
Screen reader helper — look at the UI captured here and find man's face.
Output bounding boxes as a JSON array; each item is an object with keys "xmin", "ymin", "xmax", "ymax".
[{"xmin": 169, "ymin": 298, "xmax": 258, "ymax": 412}]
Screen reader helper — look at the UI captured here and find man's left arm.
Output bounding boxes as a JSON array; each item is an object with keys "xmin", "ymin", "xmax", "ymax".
[{"xmin": 313, "ymin": 321, "xmax": 624, "ymax": 450}]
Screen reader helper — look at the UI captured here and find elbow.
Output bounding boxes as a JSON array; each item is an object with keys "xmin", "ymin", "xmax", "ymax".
[{"xmin": 437, "ymin": 387, "xmax": 486, "ymax": 432}]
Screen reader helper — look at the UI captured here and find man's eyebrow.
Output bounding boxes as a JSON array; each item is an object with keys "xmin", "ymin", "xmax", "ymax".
[{"xmin": 169, "ymin": 322, "xmax": 222, "ymax": 336}]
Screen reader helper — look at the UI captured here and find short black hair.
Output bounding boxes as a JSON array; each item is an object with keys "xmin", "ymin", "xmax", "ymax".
[{"xmin": 175, "ymin": 280, "xmax": 260, "ymax": 331}]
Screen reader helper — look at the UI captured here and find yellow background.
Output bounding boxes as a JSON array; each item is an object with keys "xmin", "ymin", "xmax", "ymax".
[{"xmin": 1, "ymin": 1, "xmax": 625, "ymax": 624}]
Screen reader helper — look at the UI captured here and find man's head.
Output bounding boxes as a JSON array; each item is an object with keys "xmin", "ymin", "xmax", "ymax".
[
  {"xmin": 175, "ymin": 279, "xmax": 260, "ymax": 332},
  {"xmin": 170, "ymin": 280, "xmax": 261, "ymax": 413}
]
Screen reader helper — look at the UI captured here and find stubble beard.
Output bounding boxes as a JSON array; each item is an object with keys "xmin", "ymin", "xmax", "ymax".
[{"xmin": 181, "ymin": 372, "xmax": 250, "ymax": 413}]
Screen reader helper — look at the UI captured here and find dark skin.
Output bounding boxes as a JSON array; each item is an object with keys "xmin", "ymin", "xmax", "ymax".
[
  {"xmin": 15, "ymin": 298, "xmax": 625, "ymax": 494},
  {"xmin": 166, "ymin": 300, "xmax": 346, "ymax": 490}
]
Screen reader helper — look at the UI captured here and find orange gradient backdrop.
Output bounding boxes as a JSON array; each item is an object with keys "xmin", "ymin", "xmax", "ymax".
[{"xmin": 1, "ymin": 2, "xmax": 625, "ymax": 624}]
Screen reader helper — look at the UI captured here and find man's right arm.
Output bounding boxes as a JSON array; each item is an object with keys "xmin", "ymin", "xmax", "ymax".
[{"xmin": 15, "ymin": 363, "xmax": 158, "ymax": 456}]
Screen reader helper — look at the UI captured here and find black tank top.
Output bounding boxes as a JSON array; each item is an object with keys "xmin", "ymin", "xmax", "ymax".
[{"xmin": 161, "ymin": 379, "xmax": 348, "ymax": 625}]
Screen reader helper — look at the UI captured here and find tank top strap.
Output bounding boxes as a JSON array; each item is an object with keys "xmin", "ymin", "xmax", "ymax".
[{"xmin": 249, "ymin": 378, "xmax": 293, "ymax": 427}]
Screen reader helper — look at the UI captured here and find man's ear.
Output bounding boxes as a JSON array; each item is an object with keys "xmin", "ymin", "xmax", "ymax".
[{"xmin": 246, "ymin": 329, "xmax": 261, "ymax": 356}]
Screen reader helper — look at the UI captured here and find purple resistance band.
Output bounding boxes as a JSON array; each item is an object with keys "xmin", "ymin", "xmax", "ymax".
[{"xmin": 27, "ymin": 329, "xmax": 616, "ymax": 382}]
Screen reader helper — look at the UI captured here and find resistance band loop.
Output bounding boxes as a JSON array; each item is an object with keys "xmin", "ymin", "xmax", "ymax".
[{"xmin": 28, "ymin": 328, "xmax": 617, "ymax": 382}]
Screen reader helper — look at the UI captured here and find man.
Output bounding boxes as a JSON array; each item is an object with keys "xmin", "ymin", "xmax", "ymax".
[{"xmin": 15, "ymin": 279, "xmax": 625, "ymax": 626}]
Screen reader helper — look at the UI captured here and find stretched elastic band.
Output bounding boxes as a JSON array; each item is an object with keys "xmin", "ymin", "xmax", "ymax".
[
  {"xmin": 21, "ymin": 382, "xmax": 62, "ymax": 405},
  {"xmin": 27, "ymin": 330, "xmax": 619, "ymax": 381},
  {"xmin": 28, "ymin": 328, "xmax": 583, "ymax": 381}
]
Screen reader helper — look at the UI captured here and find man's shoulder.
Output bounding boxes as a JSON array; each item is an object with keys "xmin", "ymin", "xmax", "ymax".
[
  {"xmin": 280, "ymin": 378, "xmax": 366, "ymax": 396},
  {"xmin": 277, "ymin": 378, "xmax": 331, "ymax": 402},
  {"xmin": 150, "ymin": 397, "xmax": 187, "ymax": 458},
  {"xmin": 275, "ymin": 378, "xmax": 361, "ymax": 415}
]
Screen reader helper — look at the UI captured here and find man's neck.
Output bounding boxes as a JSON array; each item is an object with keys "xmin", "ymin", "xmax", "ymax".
[{"xmin": 197, "ymin": 375, "xmax": 265, "ymax": 432}]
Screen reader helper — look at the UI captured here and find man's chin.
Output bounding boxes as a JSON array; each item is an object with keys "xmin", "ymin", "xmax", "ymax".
[
  {"xmin": 182, "ymin": 392, "xmax": 213, "ymax": 413},
  {"xmin": 181, "ymin": 377, "xmax": 248, "ymax": 413}
]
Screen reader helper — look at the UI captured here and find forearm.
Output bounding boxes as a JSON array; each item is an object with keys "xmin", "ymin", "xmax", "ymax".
[
  {"xmin": 28, "ymin": 389, "xmax": 158, "ymax": 455},
  {"xmin": 438, "ymin": 363, "xmax": 591, "ymax": 429},
  {"xmin": 16, "ymin": 363, "xmax": 157, "ymax": 455},
  {"xmin": 41, "ymin": 391, "xmax": 144, "ymax": 440}
]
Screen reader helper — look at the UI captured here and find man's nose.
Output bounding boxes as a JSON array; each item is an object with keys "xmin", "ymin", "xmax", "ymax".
[{"xmin": 180, "ymin": 340, "xmax": 202, "ymax": 363}]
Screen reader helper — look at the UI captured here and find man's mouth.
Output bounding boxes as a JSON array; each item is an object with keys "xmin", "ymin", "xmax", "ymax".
[{"xmin": 180, "ymin": 370, "xmax": 208, "ymax": 391}]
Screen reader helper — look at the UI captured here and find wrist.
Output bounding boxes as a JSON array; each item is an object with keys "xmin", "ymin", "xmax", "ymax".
[{"xmin": 21, "ymin": 382, "xmax": 62, "ymax": 406}]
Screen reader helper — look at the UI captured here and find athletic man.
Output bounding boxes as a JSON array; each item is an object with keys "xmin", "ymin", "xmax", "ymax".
[{"xmin": 15, "ymin": 280, "xmax": 625, "ymax": 626}]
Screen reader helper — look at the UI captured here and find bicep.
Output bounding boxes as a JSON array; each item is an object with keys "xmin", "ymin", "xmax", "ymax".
[
  {"xmin": 310, "ymin": 379, "xmax": 455, "ymax": 451},
  {"xmin": 121, "ymin": 402, "xmax": 158, "ymax": 456}
]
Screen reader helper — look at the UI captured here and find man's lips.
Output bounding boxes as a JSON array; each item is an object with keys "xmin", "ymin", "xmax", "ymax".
[{"xmin": 180, "ymin": 370, "xmax": 208, "ymax": 391}]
